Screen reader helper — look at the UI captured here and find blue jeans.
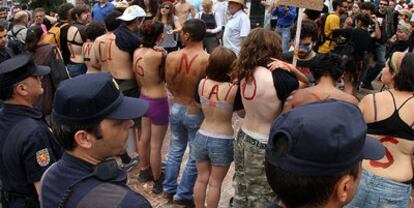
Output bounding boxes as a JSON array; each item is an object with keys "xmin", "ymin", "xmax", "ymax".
[
  {"xmin": 276, "ymin": 26, "xmax": 292, "ymax": 53},
  {"xmin": 67, "ymin": 63, "xmax": 86, "ymax": 78},
  {"xmin": 345, "ymin": 170, "xmax": 411, "ymax": 208},
  {"xmin": 163, "ymin": 103, "xmax": 204, "ymax": 201},
  {"xmin": 191, "ymin": 131, "xmax": 234, "ymax": 166}
]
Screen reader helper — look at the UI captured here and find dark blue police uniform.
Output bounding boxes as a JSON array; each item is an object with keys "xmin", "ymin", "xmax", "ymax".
[
  {"xmin": 41, "ymin": 153, "xmax": 151, "ymax": 208},
  {"xmin": 0, "ymin": 55, "xmax": 63, "ymax": 208},
  {"xmin": 0, "ymin": 104, "xmax": 62, "ymax": 208},
  {"xmin": 40, "ymin": 73, "xmax": 151, "ymax": 208}
]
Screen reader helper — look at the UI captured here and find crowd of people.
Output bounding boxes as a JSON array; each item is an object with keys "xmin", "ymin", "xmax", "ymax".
[{"xmin": 0, "ymin": 0, "xmax": 414, "ymax": 207}]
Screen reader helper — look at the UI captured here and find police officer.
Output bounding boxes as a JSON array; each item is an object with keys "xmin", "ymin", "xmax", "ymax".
[
  {"xmin": 40, "ymin": 73, "xmax": 152, "ymax": 208},
  {"xmin": 0, "ymin": 54, "xmax": 63, "ymax": 208}
]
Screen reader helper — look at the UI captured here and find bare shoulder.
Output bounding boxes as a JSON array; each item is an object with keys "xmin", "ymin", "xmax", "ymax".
[
  {"xmin": 358, "ymin": 93, "xmax": 375, "ymax": 112},
  {"xmin": 339, "ymin": 91, "xmax": 359, "ymax": 105},
  {"xmin": 166, "ymin": 51, "xmax": 181, "ymax": 62}
]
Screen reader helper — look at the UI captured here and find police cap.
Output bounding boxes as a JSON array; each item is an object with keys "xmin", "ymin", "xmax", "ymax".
[{"xmin": 0, "ymin": 54, "xmax": 50, "ymax": 89}]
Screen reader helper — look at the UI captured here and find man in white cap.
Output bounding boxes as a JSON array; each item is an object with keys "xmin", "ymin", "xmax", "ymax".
[{"xmin": 223, "ymin": 0, "xmax": 250, "ymax": 56}]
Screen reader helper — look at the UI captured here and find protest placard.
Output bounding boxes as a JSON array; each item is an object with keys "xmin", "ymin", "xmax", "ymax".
[{"xmin": 278, "ymin": 0, "xmax": 324, "ymax": 11}]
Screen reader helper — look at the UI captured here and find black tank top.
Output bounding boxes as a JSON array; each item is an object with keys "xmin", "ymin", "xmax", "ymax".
[
  {"xmin": 201, "ymin": 13, "xmax": 216, "ymax": 37},
  {"xmin": 367, "ymin": 90, "xmax": 414, "ymax": 140}
]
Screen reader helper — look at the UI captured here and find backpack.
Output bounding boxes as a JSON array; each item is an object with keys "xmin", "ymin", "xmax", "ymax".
[
  {"xmin": 8, "ymin": 27, "xmax": 25, "ymax": 54},
  {"xmin": 42, "ymin": 22, "xmax": 69, "ymax": 48}
]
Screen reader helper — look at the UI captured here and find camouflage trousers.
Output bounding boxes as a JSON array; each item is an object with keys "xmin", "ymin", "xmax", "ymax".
[{"xmin": 233, "ymin": 129, "xmax": 277, "ymax": 208}]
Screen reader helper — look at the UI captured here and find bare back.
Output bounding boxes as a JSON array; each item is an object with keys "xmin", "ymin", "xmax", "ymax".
[
  {"xmin": 83, "ymin": 41, "xmax": 99, "ymax": 72},
  {"xmin": 359, "ymin": 90, "xmax": 414, "ymax": 182},
  {"xmin": 67, "ymin": 26, "xmax": 85, "ymax": 64},
  {"xmin": 198, "ymin": 78, "xmax": 238, "ymax": 135},
  {"xmin": 283, "ymin": 85, "xmax": 359, "ymax": 112},
  {"xmin": 92, "ymin": 32, "xmax": 134, "ymax": 80},
  {"xmin": 165, "ymin": 47, "xmax": 209, "ymax": 113},
  {"xmin": 133, "ymin": 48, "xmax": 166, "ymax": 98},
  {"xmin": 242, "ymin": 67, "xmax": 282, "ymax": 138}
]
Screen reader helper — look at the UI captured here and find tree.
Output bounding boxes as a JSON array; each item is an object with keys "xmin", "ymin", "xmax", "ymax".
[{"xmin": 19, "ymin": 0, "xmax": 66, "ymax": 12}]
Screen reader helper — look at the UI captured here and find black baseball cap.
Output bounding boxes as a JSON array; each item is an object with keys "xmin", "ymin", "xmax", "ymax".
[
  {"xmin": 266, "ymin": 100, "xmax": 385, "ymax": 176},
  {"xmin": 0, "ymin": 54, "xmax": 50, "ymax": 89},
  {"xmin": 52, "ymin": 73, "xmax": 148, "ymax": 125}
]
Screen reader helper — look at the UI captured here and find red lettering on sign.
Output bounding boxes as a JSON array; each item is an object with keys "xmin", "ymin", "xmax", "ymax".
[
  {"xmin": 208, "ymin": 85, "xmax": 219, "ymax": 100},
  {"xmin": 370, "ymin": 137, "xmax": 399, "ymax": 169},
  {"xmin": 134, "ymin": 57, "xmax": 144, "ymax": 77},
  {"xmin": 242, "ymin": 77, "xmax": 257, "ymax": 100},
  {"xmin": 98, "ymin": 38, "xmax": 114, "ymax": 62},
  {"xmin": 178, "ymin": 53, "xmax": 199, "ymax": 74}
]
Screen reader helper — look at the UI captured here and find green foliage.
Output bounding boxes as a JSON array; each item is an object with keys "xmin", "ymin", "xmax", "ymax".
[{"xmin": 19, "ymin": 0, "xmax": 66, "ymax": 12}]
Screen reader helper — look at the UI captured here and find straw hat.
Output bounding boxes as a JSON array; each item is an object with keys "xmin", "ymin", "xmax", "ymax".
[{"xmin": 228, "ymin": 0, "xmax": 247, "ymax": 8}]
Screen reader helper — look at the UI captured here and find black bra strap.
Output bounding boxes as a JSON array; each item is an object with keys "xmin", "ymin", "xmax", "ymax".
[
  {"xmin": 397, "ymin": 95, "xmax": 414, "ymax": 111},
  {"xmin": 387, "ymin": 90, "xmax": 397, "ymax": 110},
  {"xmin": 373, "ymin": 93, "xmax": 378, "ymax": 121}
]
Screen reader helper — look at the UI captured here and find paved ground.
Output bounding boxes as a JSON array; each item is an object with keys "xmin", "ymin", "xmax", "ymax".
[{"xmin": 127, "ymin": 80, "xmax": 390, "ymax": 208}]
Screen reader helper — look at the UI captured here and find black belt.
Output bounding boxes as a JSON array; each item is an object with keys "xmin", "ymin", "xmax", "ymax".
[
  {"xmin": 277, "ymin": 24, "xmax": 291, "ymax": 28},
  {"xmin": 239, "ymin": 130, "xmax": 267, "ymax": 149}
]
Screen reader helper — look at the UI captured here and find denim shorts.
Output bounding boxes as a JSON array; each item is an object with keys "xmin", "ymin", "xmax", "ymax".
[
  {"xmin": 191, "ymin": 131, "xmax": 234, "ymax": 166},
  {"xmin": 345, "ymin": 170, "xmax": 411, "ymax": 208}
]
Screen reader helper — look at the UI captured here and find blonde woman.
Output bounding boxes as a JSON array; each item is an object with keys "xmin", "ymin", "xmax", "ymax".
[{"xmin": 195, "ymin": 0, "xmax": 222, "ymax": 53}]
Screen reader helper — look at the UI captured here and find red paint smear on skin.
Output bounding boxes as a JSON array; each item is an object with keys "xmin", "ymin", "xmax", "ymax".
[
  {"xmin": 98, "ymin": 38, "xmax": 114, "ymax": 62},
  {"xmin": 178, "ymin": 53, "xmax": 198, "ymax": 74},
  {"xmin": 370, "ymin": 137, "xmax": 399, "ymax": 169},
  {"xmin": 83, "ymin": 43, "xmax": 93, "ymax": 58},
  {"xmin": 242, "ymin": 77, "xmax": 257, "ymax": 100},
  {"xmin": 68, "ymin": 43, "xmax": 76, "ymax": 59},
  {"xmin": 208, "ymin": 85, "xmax": 219, "ymax": 100},
  {"xmin": 134, "ymin": 57, "xmax": 144, "ymax": 76}
]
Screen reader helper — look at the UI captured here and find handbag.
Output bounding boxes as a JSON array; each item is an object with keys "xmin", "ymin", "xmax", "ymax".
[{"xmin": 49, "ymin": 47, "xmax": 70, "ymax": 89}]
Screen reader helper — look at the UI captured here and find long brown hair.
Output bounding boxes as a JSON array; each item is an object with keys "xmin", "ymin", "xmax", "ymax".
[
  {"xmin": 232, "ymin": 28, "xmax": 282, "ymax": 83},
  {"xmin": 154, "ymin": 2, "xmax": 175, "ymax": 27}
]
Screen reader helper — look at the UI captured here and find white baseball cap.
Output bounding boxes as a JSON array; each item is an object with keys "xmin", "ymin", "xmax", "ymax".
[{"xmin": 117, "ymin": 5, "xmax": 146, "ymax": 21}]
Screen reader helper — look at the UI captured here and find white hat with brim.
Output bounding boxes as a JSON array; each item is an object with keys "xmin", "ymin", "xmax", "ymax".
[
  {"xmin": 117, "ymin": 5, "xmax": 146, "ymax": 21},
  {"xmin": 228, "ymin": 0, "xmax": 247, "ymax": 8}
]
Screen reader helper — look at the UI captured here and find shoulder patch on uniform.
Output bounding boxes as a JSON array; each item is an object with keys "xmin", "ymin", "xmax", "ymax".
[{"xmin": 36, "ymin": 148, "xmax": 50, "ymax": 167}]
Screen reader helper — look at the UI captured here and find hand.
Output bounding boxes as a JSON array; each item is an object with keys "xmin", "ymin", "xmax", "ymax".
[
  {"xmin": 267, "ymin": 58, "xmax": 296, "ymax": 72},
  {"xmin": 206, "ymin": 29, "xmax": 212, "ymax": 33},
  {"xmin": 167, "ymin": 30, "xmax": 174, "ymax": 35},
  {"xmin": 284, "ymin": 6, "xmax": 289, "ymax": 12}
]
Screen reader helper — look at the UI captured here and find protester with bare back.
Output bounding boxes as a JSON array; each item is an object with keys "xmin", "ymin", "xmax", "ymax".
[
  {"xmin": 133, "ymin": 20, "xmax": 169, "ymax": 194},
  {"xmin": 192, "ymin": 47, "xmax": 241, "ymax": 208},
  {"xmin": 67, "ymin": 5, "xmax": 89, "ymax": 77},
  {"xmin": 283, "ymin": 53, "xmax": 359, "ymax": 112},
  {"xmin": 91, "ymin": 11, "xmax": 125, "ymax": 76},
  {"xmin": 231, "ymin": 28, "xmax": 308, "ymax": 207},
  {"xmin": 84, "ymin": 21, "xmax": 106, "ymax": 73},
  {"xmin": 346, "ymin": 52, "xmax": 414, "ymax": 208},
  {"xmin": 164, "ymin": 19, "xmax": 209, "ymax": 207}
]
